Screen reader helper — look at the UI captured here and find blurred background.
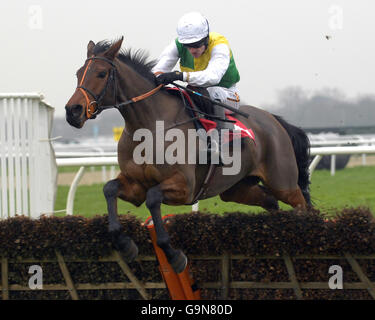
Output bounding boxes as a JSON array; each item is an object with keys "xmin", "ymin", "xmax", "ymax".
[
  {"xmin": 1, "ymin": 0, "xmax": 375, "ymax": 217},
  {"xmin": 0, "ymin": 0, "xmax": 374, "ymax": 140}
]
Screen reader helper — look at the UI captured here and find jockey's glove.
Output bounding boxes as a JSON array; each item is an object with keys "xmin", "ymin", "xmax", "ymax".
[{"xmin": 155, "ymin": 71, "xmax": 184, "ymax": 85}]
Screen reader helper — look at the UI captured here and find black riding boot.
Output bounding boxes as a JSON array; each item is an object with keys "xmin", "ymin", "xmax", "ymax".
[{"xmin": 207, "ymin": 103, "xmax": 234, "ymax": 166}]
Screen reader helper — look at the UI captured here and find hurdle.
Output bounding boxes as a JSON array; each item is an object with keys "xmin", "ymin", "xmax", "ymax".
[{"xmin": 144, "ymin": 215, "xmax": 201, "ymax": 300}]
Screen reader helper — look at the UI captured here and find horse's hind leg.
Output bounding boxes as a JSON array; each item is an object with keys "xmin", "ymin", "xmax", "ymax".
[
  {"xmin": 146, "ymin": 185, "xmax": 187, "ymax": 274},
  {"xmin": 220, "ymin": 178, "xmax": 279, "ymax": 211},
  {"xmin": 271, "ymin": 188, "xmax": 307, "ymax": 210},
  {"xmin": 103, "ymin": 178, "xmax": 139, "ymax": 262}
]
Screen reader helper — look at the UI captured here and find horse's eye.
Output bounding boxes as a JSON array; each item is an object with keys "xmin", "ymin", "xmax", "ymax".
[{"xmin": 98, "ymin": 71, "xmax": 107, "ymax": 79}]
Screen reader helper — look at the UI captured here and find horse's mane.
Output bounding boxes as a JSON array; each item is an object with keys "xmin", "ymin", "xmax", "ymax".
[{"xmin": 93, "ymin": 40, "xmax": 157, "ymax": 84}]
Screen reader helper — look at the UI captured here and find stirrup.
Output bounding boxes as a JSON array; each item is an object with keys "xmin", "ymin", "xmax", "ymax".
[
  {"xmin": 207, "ymin": 139, "xmax": 225, "ymax": 167},
  {"xmin": 208, "ymin": 139, "xmax": 219, "ymax": 155}
]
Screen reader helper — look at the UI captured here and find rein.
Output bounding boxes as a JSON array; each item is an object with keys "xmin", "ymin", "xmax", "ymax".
[{"xmin": 77, "ymin": 56, "xmax": 162, "ymax": 119}]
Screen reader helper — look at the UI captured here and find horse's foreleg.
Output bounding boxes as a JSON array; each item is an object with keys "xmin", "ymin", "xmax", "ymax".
[
  {"xmin": 146, "ymin": 185, "xmax": 187, "ymax": 274},
  {"xmin": 103, "ymin": 178, "xmax": 139, "ymax": 262}
]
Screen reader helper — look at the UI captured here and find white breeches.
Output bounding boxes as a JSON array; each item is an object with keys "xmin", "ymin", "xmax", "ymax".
[{"xmin": 206, "ymin": 85, "xmax": 240, "ymax": 111}]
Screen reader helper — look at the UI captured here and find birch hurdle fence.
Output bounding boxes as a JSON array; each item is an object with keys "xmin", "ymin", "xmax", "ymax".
[{"xmin": 1, "ymin": 252, "xmax": 375, "ymax": 300}]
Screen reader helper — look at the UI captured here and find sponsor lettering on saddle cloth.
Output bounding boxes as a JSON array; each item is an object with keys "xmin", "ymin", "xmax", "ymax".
[{"xmin": 166, "ymin": 87, "xmax": 255, "ymax": 144}]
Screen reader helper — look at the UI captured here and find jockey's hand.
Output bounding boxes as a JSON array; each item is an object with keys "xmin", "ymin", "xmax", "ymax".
[{"xmin": 155, "ymin": 71, "xmax": 183, "ymax": 86}]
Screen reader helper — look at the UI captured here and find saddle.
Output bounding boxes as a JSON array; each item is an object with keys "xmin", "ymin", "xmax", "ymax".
[
  {"xmin": 165, "ymin": 86, "xmax": 256, "ymax": 144},
  {"xmin": 165, "ymin": 86, "xmax": 255, "ymax": 204}
]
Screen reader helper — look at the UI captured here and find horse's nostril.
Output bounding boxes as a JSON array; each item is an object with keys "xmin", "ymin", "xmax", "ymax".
[{"xmin": 66, "ymin": 104, "xmax": 83, "ymax": 117}]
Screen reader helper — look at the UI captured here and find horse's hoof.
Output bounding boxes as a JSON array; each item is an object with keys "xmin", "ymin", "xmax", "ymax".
[
  {"xmin": 112, "ymin": 233, "xmax": 139, "ymax": 263},
  {"xmin": 170, "ymin": 250, "xmax": 188, "ymax": 274},
  {"xmin": 122, "ymin": 238, "xmax": 139, "ymax": 263}
]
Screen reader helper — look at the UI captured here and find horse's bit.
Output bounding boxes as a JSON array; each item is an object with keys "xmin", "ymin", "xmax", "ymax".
[{"xmin": 76, "ymin": 56, "xmax": 118, "ymax": 119}]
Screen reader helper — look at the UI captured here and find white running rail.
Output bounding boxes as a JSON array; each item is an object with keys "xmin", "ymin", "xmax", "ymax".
[{"xmin": 56, "ymin": 145, "xmax": 375, "ymax": 215}]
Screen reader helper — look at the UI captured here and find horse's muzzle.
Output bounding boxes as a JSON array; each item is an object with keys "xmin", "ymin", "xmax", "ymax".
[{"xmin": 65, "ymin": 104, "xmax": 84, "ymax": 128}]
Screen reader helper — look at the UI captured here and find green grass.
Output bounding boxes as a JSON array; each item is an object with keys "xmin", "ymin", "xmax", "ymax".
[
  {"xmin": 309, "ymin": 166, "xmax": 375, "ymax": 215},
  {"xmin": 58, "ymin": 165, "xmax": 120, "ymax": 173},
  {"xmin": 54, "ymin": 166, "xmax": 375, "ymax": 220}
]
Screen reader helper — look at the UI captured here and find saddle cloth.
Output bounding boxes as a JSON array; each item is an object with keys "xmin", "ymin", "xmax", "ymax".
[{"xmin": 166, "ymin": 86, "xmax": 255, "ymax": 144}]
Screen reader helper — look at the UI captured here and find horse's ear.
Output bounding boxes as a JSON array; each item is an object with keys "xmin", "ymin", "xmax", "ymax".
[
  {"xmin": 87, "ymin": 40, "xmax": 95, "ymax": 58},
  {"xmin": 104, "ymin": 36, "xmax": 124, "ymax": 60}
]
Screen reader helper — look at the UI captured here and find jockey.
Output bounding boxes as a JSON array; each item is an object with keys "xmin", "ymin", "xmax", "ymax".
[{"xmin": 152, "ymin": 12, "xmax": 241, "ymax": 163}]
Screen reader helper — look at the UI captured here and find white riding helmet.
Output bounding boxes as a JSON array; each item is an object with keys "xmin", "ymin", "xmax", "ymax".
[{"xmin": 177, "ymin": 12, "xmax": 209, "ymax": 44}]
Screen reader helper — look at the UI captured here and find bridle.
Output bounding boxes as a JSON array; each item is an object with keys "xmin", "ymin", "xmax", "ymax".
[
  {"xmin": 76, "ymin": 55, "xmax": 162, "ymax": 119},
  {"xmin": 76, "ymin": 56, "xmax": 117, "ymax": 119}
]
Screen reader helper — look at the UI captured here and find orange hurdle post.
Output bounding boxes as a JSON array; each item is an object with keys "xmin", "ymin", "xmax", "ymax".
[{"xmin": 143, "ymin": 215, "xmax": 200, "ymax": 300}]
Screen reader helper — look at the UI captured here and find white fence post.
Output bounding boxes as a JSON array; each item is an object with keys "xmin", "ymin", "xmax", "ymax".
[
  {"xmin": 330, "ymin": 155, "xmax": 336, "ymax": 176},
  {"xmin": 0, "ymin": 93, "xmax": 57, "ymax": 219},
  {"xmin": 362, "ymin": 154, "xmax": 367, "ymax": 165},
  {"xmin": 192, "ymin": 202, "xmax": 199, "ymax": 213},
  {"xmin": 66, "ymin": 166, "xmax": 86, "ymax": 216}
]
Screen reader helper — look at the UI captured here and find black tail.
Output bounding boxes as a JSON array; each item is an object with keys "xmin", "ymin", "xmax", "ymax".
[{"xmin": 273, "ymin": 114, "xmax": 311, "ymax": 206}]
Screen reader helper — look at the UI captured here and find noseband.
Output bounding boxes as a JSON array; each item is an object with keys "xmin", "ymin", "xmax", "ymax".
[
  {"xmin": 77, "ymin": 56, "xmax": 117, "ymax": 119},
  {"xmin": 76, "ymin": 56, "xmax": 163, "ymax": 119}
]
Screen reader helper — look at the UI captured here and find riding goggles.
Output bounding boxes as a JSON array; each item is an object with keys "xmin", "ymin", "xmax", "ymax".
[{"xmin": 183, "ymin": 37, "xmax": 208, "ymax": 49}]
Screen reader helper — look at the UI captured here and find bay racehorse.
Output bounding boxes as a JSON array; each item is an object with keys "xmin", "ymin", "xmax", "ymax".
[{"xmin": 65, "ymin": 38, "xmax": 311, "ymax": 273}]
